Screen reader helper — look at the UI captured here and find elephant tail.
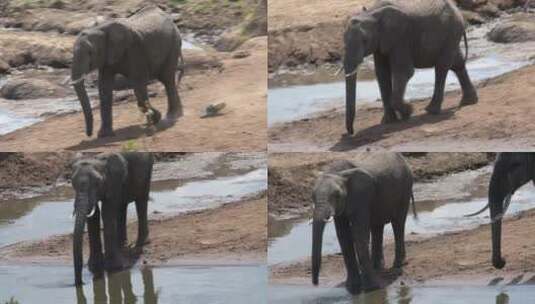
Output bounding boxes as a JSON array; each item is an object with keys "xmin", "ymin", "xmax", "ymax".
[
  {"xmin": 411, "ymin": 192, "xmax": 418, "ymax": 220},
  {"xmin": 463, "ymin": 31, "xmax": 469, "ymax": 63},
  {"xmin": 177, "ymin": 52, "xmax": 185, "ymax": 84}
]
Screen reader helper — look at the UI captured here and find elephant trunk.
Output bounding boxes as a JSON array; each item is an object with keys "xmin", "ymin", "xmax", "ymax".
[
  {"xmin": 344, "ymin": 56, "xmax": 358, "ymax": 135},
  {"xmin": 488, "ymin": 172, "xmax": 507, "ymax": 269},
  {"xmin": 73, "ymin": 210, "xmax": 87, "ymax": 286},
  {"xmin": 71, "ymin": 49, "xmax": 93, "ymax": 137},
  {"xmin": 312, "ymin": 219, "xmax": 326, "ymax": 285}
]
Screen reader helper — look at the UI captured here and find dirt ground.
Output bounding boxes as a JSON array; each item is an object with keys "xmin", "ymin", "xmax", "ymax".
[
  {"xmin": 269, "ymin": 64, "xmax": 535, "ymax": 152},
  {"xmin": 271, "ymin": 207, "xmax": 535, "ymax": 286},
  {"xmin": 0, "ymin": 0, "xmax": 267, "ymax": 152},
  {"xmin": 268, "ymin": 152, "xmax": 492, "ymax": 219},
  {"xmin": 0, "ymin": 195, "xmax": 267, "ymax": 265}
]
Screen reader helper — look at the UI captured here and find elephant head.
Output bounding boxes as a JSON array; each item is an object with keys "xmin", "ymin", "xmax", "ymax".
[
  {"xmin": 311, "ymin": 168, "xmax": 374, "ymax": 285},
  {"xmin": 487, "ymin": 153, "xmax": 535, "ymax": 269},
  {"xmin": 71, "ymin": 153, "xmax": 127, "ymax": 286},
  {"xmin": 343, "ymin": 6, "xmax": 408, "ymax": 134},
  {"xmin": 71, "ymin": 21, "xmax": 133, "ymax": 136}
]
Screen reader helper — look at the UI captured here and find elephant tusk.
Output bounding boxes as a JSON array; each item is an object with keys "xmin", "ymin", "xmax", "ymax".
[
  {"xmin": 86, "ymin": 207, "xmax": 96, "ymax": 218},
  {"xmin": 345, "ymin": 68, "xmax": 358, "ymax": 78}
]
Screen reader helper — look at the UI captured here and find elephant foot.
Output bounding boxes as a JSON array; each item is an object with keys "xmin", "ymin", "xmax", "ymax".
[
  {"xmin": 459, "ymin": 94, "xmax": 479, "ymax": 107},
  {"xmin": 394, "ymin": 103, "xmax": 413, "ymax": 120},
  {"xmin": 381, "ymin": 112, "xmax": 398, "ymax": 124},
  {"xmin": 346, "ymin": 125, "xmax": 354, "ymax": 136},
  {"xmin": 97, "ymin": 128, "xmax": 115, "ymax": 138},
  {"xmin": 393, "ymin": 259, "xmax": 407, "ymax": 269},
  {"xmin": 425, "ymin": 103, "xmax": 442, "ymax": 115},
  {"xmin": 146, "ymin": 108, "xmax": 162, "ymax": 125},
  {"xmin": 135, "ymin": 237, "xmax": 150, "ymax": 248},
  {"xmin": 493, "ymin": 256, "xmax": 506, "ymax": 269},
  {"xmin": 345, "ymin": 278, "xmax": 361, "ymax": 295},
  {"xmin": 362, "ymin": 273, "xmax": 382, "ymax": 292},
  {"xmin": 88, "ymin": 255, "xmax": 104, "ymax": 274}
]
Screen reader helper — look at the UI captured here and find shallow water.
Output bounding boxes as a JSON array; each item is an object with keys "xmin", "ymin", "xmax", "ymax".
[
  {"xmin": 0, "ymin": 167, "xmax": 266, "ymax": 248},
  {"xmin": 0, "ymin": 264, "xmax": 267, "ymax": 304},
  {"xmin": 268, "ymin": 167, "xmax": 535, "ymax": 265},
  {"xmin": 269, "ymin": 284, "xmax": 535, "ymax": 304},
  {"xmin": 268, "ymin": 15, "xmax": 535, "ymax": 126}
]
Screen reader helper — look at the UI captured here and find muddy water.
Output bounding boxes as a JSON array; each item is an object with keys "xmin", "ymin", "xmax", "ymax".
[
  {"xmin": 0, "ymin": 166, "xmax": 266, "ymax": 248},
  {"xmin": 269, "ymin": 284, "xmax": 535, "ymax": 304},
  {"xmin": 268, "ymin": 166, "xmax": 535, "ymax": 265},
  {"xmin": 268, "ymin": 15, "xmax": 535, "ymax": 126},
  {"xmin": 0, "ymin": 264, "xmax": 267, "ymax": 304}
]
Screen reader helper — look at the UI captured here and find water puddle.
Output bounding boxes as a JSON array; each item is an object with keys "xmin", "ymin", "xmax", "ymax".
[
  {"xmin": 269, "ymin": 284, "xmax": 535, "ymax": 304},
  {"xmin": 268, "ymin": 167, "xmax": 535, "ymax": 265},
  {"xmin": 0, "ymin": 264, "xmax": 267, "ymax": 304},
  {"xmin": 0, "ymin": 167, "xmax": 266, "ymax": 248},
  {"xmin": 268, "ymin": 15, "xmax": 535, "ymax": 126}
]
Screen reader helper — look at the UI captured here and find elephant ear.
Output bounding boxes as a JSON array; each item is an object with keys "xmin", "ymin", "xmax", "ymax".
[
  {"xmin": 374, "ymin": 6, "xmax": 409, "ymax": 54},
  {"xmin": 336, "ymin": 168, "xmax": 376, "ymax": 211},
  {"xmin": 104, "ymin": 21, "xmax": 134, "ymax": 65},
  {"xmin": 102, "ymin": 153, "xmax": 128, "ymax": 200}
]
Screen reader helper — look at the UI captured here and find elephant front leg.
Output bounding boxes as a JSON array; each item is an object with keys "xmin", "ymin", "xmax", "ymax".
[
  {"xmin": 162, "ymin": 77, "xmax": 183, "ymax": 120},
  {"xmin": 134, "ymin": 85, "xmax": 162, "ymax": 126},
  {"xmin": 87, "ymin": 205, "xmax": 104, "ymax": 275},
  {"xmin": 102, "ymin": 208, "xmax": 124, "ymax": 272},
  {"xmin": 374, "ymin": 53, "xmax": 398, "ymax": 124},
  {"xmin": 135, "ymin": 199, "xmax": 149, "ymax": 248},
  {"xmin": 391, "ymin": 67, "xmax": 414, "ymax": 121},
  {"xmin": 371, "ymin": 224, "xmax": 385, "ymax": 270},
  {"xmin": 97, "ymin": 70, "xmax": 116, "ymax": 138},
  {"xmin": 117, "ymin": 204, "xmax": 127, "ymax": 249},
  {"xmin": 334, "ymin": 216, "xmax": 361, "ymax": 294},
  {"xmin": 351, "ymin": 223, "xmax": 381, "ymax": 292},
  {"xmin": 425, "ymin": 67, "xmax": 449, "ymax": 115}
]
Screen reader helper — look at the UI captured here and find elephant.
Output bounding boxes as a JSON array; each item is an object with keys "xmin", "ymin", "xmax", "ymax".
[
  {"xmin": 466, "ymin": 153, "xmax": 535, "ymax": 269},
  {"xmin": 71, "ymin": 6, "xmax": 184, "ymax": 138},
  {"xmin": 343, "ymin": 0, "xmax": 478, "ymax": 135},
  {"xmin": 311, "ymin": 153, "xmax": 416, "ymax": 294},
  {"xmin": 71, "ymin": 152, "xmax": 154, "ymax": 286}
]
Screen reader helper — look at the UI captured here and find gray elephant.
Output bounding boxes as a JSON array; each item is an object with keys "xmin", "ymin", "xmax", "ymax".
[
  {"xmin": 71, "ymin": 152, "xmax": 154, "ymax": 286},
  {"xmin": 466, "ymin": 153, "xmax": 535, "ymax": 269},
  {"xmin": 343, "ymin": 0, "xmax": 478, "ymax": 135},
  {"xmin": 312, "ymin": 153, "xmax": 416, "ymax": 294},
  {"xmin": 71, "ymin": 6, "xmax": 184, "ymax": 138}
]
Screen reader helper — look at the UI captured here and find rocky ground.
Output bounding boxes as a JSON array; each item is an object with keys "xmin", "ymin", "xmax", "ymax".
[
  {"xmin": 0, "ymin": 0, "xmax": 267, "ymax": 151},
  {"xmin": 268, "ymin": 152, "xmax": 535, "ymax": 289}
]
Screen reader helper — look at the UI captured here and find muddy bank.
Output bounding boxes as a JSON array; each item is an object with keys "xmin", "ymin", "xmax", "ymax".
[
  {"xmin": 268, "ymin": 0, "xmax": 531, "ymax": 71},
  {"xmin": 271, "ymin": 207, "xmax": 535, "ymax": 288},
  {"xmin": 0, "ymin": 195, "xmax": 267, "ymax": 265},
  {"xmin": 269, "ymin": 62, "xmax": 535, "ymax": 152},
  {"xmin": 268, "ymin": 153, "xmax": 491, "ymax": 219}
]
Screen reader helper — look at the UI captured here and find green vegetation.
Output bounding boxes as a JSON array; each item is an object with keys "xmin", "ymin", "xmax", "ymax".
[{"xmin": 121, "ymin": 139, "xmax": 138, "ymax": 152}]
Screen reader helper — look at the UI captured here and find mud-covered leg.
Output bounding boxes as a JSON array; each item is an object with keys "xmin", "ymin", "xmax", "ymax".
[
  {"xmin": 334, "ymin": 216, "xmax": 361, "ymax": 294},
  {"xmin": 451, "ymin": 50, "xmax": 478, "ymax": 106},
  {"xmin": 371, "ymin": 224, "xmax": 385, "ymax": 270},
  {"xmin": 425, "ymin": 66, "xmax": 449, "ymax": 115},
  {"xmin": 134, "ymin": 85, "xmax": 161, "ymax": 125},
  {"xmin": 374, "ymin": 53, "xmax": 398, "ymax": 124}
]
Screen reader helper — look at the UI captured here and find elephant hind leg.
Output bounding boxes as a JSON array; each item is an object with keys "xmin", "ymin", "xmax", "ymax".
[
  {"xmin": 391, "ymin": 68, "xmax": 414, "ymax": 121},
  {"xmin": 392, "ymin": 219, "xmax": 407, "ymax": 269},
  {"xmin": 162, "ymin": 78, "xmax": 183, "ymax": 120},
  {"xmin": 451, "ymin": 50, "xmax": 478, "ymax": 106},
  {"xmin": 371, "ymin": 224, "xmax": 385, "ymax": 270},
  {"xmin": 134, "ymin": 85, "xmax": 162, "ymax": 125}
]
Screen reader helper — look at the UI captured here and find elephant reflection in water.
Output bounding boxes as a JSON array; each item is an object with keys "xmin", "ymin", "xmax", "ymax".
[{"xmin": 76, "ymin": 267, "xmax": 157, "ymax": 304}]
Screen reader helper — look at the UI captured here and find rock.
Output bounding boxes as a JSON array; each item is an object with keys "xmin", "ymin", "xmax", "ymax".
[
  {"xmin": 456, "ymin": 0, "xmax": 489, "ymax": 10},
  {"xmin": 0, "ymin": 78, "xmax": 69, "ymax": 100},
  {"xmin": 462, "ymin": 10, "xmax": 486, "ymax": 24},
  {"xmin": 488, "ymin": 16, "xmax": 535, "ymax": 43},
  {"xmin": 476, "ymin": 3, "xmax": 501, "ymax": 17}
]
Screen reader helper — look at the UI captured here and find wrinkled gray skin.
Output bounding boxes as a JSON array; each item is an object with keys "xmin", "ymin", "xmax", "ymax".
[
  {"xmin": 466, "ymin": 153, "xmax": 535, "ymax": 270},
  {"xmin": 344, "ymin": 0, "xmax": 478, "ymax": 134},
  {"xmin": 71, "ymin": 6, "xmax": 184, "ymax": 138},
  {"xmin": 312, "ymin": 153, "xmax": 415, "ymax": 294},
  {"xmin": 71, "ymin": 152, "xmax": 153, "ymax": 286}
]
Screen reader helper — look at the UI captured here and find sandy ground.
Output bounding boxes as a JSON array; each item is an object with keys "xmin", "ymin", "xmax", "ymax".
[
  {"xmin": 269, "ymin": 65, "xmax": 535, "ymax": 152},
  {"xmin": 0, "ymin": 37, "xmax": 267, "ymax": 151},
  {"xmin": 271, "ymin": 207, "xmax": 535, "ymax": 286},
  {"xmin": 0, "ymin": 195, "xmax": 267, "ymax": 265},
  {"xmin": 268, "ymin": 152, "xmax": 492, "ymax": 219}
]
